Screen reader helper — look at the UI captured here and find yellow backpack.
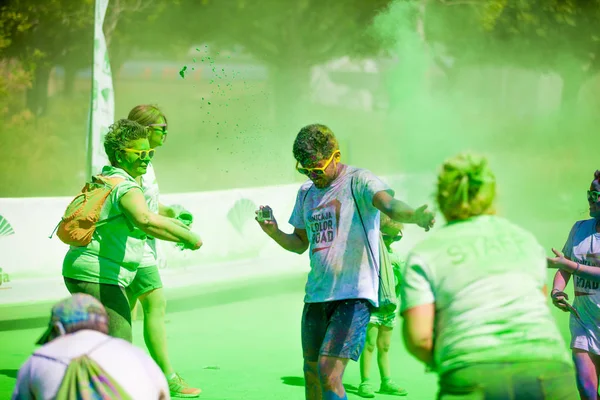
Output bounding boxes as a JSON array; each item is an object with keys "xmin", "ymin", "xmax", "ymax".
[{"xmin": 50, "ymin": 176, "xmax": 125, "ymax": 246}]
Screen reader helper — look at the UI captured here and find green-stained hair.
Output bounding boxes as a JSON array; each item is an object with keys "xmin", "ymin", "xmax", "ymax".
[
  {"xmin": 293, "ymin": 124, "xmax": 339, "ymax": 166},
  {"xmin": 436, "ymin": 153, "xmax": 496, "ymax": 222},
  {"xmin": 103, "ymin": 119, "xmax": 148, "ymax": 166},
  {"xmin": 380, "ymin": 213, "xmax": 403, "ymax": 235}
]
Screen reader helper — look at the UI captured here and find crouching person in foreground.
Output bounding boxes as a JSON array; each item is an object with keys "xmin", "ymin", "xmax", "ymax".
[{"xmin": 12, "ymin": 293, "xmax": 170, "ymax": 400}]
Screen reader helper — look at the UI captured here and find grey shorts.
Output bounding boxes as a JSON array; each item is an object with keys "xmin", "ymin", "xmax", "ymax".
[{"xmin": 301, "ymin": 299, "xmax": 372, "ymax": 362}]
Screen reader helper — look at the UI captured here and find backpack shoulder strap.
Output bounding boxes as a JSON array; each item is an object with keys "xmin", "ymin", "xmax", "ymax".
[
  {"xmin": 350, "ymin": 176, "xmax": 378, "ymax": 271},
  {"xmin": 94, "ymin": 175, "xmax": 126, "ymax": 188},
  {"xmin": 302, "ymin": 184, "xmax": 312, "ymax": 204},
  {"xmin": 92, "ymin": 176, "xmax": 129, "ymax": 227}
]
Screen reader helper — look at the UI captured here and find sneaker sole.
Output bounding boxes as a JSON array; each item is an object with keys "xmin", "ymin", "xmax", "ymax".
[
  {"xmin": 170, "ymin": 392, "xmax": 201, "ymax": 398},
  {"xmin": 357, "ymin": 391, "xmax": 376, "ymax": 398},
  {"xmin": 378, "ymin": 390, "xmax": 408, "ymax": 397}
]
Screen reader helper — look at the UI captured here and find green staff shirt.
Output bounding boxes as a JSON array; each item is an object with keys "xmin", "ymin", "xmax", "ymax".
[{"xmin": 400, "ymin": 215, "xmax": 571, "ymax": 375}]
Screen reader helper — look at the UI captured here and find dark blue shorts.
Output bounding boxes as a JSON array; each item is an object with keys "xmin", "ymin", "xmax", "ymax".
[{"xmin": 301, "ymin": 299, "xmax": 372, "ymax": 362}]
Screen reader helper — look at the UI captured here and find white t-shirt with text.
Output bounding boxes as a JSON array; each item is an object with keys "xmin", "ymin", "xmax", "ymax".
[
  {"xmin": 289, "ymin": 165, "xmax": 392, "ymax": 306},
  {"xmin": 562, "ymin": 218, "xmax": 600, "ymax": 354}
]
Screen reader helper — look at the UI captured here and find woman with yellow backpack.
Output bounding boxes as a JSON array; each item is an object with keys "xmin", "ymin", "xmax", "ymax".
[{"xmin": 58, "ymin": 119, "xmax": 202, "ymax": 344}]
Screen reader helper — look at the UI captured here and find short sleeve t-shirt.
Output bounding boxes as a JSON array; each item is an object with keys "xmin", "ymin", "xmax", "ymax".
[
  {"xmin": 62, "ymin": 166, "xmax": 147, "ymax": 287},
  {"xmin": 289, "ymin": 165, "xmax": 392, "ymax": 306},
  {"xmin": 562, "ymin": 219, "xmax": 600, "ymax": 353},
  {"xmin": 139, "ymin": 162, "xmax": 160, "ymax": 268},
  {"xmin": 11, "ymin": 330, "xmax": 169, "ymax": 400},
  {"xmin": 401, "ymin": 215, "xmax": 571, "ymax": 375}
]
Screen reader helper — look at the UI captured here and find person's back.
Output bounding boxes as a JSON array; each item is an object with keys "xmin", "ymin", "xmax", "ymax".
[
  {"xmin": 13, "ymin": 329, "xmax": 169, "ymax": 400},
  {"xmin": 409, "ymin": 215, "xmax": 570, "ymax": 373},
  {"xmin": 12, "ymin": 294, "xmax": 169, "ymax": 400},
  {"xmin": 400, "ymin": 154, "xmax": 578, "ymax": 400}
]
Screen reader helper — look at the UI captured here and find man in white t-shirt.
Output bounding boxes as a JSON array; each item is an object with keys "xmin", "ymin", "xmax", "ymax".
[
  {"xmin": 256, "ymin": 124, "xmax": 434, "ymax": 400},
  {"xmin": 12, "ymin": 293, "xmax": 169, "ymax": 400}
]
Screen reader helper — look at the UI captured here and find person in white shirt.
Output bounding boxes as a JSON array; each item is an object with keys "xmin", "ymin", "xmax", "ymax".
[
  {"xmin": 127, "ymin": 104, "xmax": 201, "ymax": 397},
  {"xmin": 548, "ymin": 169, "xmax": 600, "ymax": 400},
  {"xmin": 256, "ymin": 123, "xmax": 435, "ymax": 400},
  {"xmin": 12, "ymin": 293, "xmax": 170, "ymax": 400}
]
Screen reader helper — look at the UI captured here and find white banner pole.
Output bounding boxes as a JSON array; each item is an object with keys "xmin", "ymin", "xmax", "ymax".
[{"xmin": 87, "ymin": 0, "xmax": 114, "ymax": 177}]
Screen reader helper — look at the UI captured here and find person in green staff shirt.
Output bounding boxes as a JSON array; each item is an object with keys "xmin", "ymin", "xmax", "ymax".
[{"xmin": 401, "ymin": 153, "xmax": 578, "ymax": 400}]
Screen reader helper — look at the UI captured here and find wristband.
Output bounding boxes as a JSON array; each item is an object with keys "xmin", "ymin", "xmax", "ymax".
[{"xmin": 574, "ymin": 263, "xmax": 580, "ymax": 274}]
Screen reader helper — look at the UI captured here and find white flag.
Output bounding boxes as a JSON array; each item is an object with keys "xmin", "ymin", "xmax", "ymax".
[{"xmin": 87, "ymin": 0, "xmax": 114, "ymax": 177}]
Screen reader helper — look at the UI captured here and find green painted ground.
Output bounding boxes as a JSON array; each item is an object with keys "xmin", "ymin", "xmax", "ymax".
[
  {"xmin": 0, "ymin": 166, "xmax": 585, "ymax": 399},
  {"xmin": 0, "ymin": 278, "xmax": 438, "ymax": 400}
]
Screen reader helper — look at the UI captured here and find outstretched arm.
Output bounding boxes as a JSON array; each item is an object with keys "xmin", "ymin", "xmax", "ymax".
[
  {"xmin": 120, "ymin": 189, "xmax": 202, "ymax": 249},
  {"xmin": 373, "ymin": 191, "xmax": 435, "ymax": 231},
  {"xmin": 548, "ymin": 248, "xmax": 600, "ymax": 281}
]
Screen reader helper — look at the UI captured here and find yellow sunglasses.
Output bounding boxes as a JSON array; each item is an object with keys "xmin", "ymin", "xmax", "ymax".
[
  {"xmin": 296, "ymin": 151, "xmax": 339, "ymax": 176},
  {"xmin": 122, "ymin": 148, "xmax": 155, "ymax": 160}
]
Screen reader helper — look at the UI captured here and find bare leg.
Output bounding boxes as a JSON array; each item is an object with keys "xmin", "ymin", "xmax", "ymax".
[
  {"xmin": 359, "ymin": 324, "xmax": 379, "ymax": 382},
  {"xmin": 318, "ymin": 355, "xmax": 349, "ymax": 400},
  {"xmin": 376, "ymin": 326, "xmax": 393, "ymax": 380},
  {"xmin": 304, "ymin": 360, "xmax": 323, "ymax": 400},
  {"xmin": 137, "ymin": 288, "xmax": 174, "ymax": 376},
  {"xmin": 572, "ymin": 349, "xmax": 600, "ymax": 400}
]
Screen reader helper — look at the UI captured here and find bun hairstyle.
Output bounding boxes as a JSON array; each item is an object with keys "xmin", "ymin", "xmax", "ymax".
[
  {"xmin": 595, "ymin": 170, "xmax": 600, "ymax": 181},
  {"xmin": 437, "ymin": 153, "xmax": 496, "ymax": 223}
]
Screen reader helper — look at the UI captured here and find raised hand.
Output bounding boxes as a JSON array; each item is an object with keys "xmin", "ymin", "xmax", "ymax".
[{"xmin": 547, "ymin": 248, "xmax": 570, "ymax": 270}]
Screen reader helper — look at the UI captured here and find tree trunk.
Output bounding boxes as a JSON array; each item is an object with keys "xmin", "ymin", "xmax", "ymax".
[
  {"xmin": 26, "ymin": 65, "xmax": 52, "ymax": 116},
  {"xmin": 559, "ymin": 72, "xmax": 584, "ymax": 115}
]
